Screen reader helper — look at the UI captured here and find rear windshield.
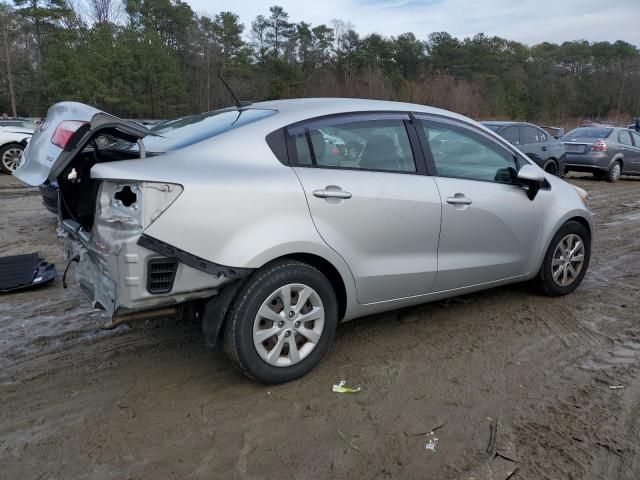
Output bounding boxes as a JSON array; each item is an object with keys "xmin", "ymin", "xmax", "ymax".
[
  {"xmin": 565, "ymin": 127, "xmax": 613, "ymax": 139},
  {"xmin": 111, "ymin": 108, "xmax": 276, "ymax": 153},
  {"xmin": 482, "ymin": 124, "xmax": 502, "ymax": 132}
]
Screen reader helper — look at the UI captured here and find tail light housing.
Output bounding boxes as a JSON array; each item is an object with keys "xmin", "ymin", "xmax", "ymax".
[
  {"xmin": 51, "ymin": 120, "xmax": 88, "ymax": 149},
  {"xmin": 591, "ymin": 139, "xmax": 608, "ymax": 152}
]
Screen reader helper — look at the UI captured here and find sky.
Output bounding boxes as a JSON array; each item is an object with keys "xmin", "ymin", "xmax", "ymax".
[{"xmin": 186, "ymin": 0, "xmax": 640, "ymax": 46}]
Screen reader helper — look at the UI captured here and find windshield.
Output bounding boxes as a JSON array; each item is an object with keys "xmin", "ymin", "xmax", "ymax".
[
  {"xmin": 565, "ymin": 127, "xmax": 613, "ymax": 139},
  {"xmin": 110, "ymin": 108, "xmax": 277, "ymax": 153}
]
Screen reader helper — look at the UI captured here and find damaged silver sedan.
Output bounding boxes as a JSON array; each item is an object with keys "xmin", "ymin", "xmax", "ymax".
[{"xmin": 16, "ymin": 99, "xmax": 594, "ymax": 383}]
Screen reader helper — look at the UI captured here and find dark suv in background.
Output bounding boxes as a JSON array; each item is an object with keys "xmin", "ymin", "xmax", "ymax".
[
  {"xmin": 482, "ymin": 121, "xmax": 566, "ymax": 176},
  {"xmin": 562, "ymin": 126, "xmax": 640, "ymax": 182}
]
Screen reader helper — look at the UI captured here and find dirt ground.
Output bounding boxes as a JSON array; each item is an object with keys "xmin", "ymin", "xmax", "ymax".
[{"xmin": 1, "ymin": 172, "xmax": 640, "ymax": 480}]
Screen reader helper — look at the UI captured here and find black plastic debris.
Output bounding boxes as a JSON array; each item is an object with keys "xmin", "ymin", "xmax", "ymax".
[{"xmin": 0, "ymin": 253, "xmax": 57, "ymax": 293}]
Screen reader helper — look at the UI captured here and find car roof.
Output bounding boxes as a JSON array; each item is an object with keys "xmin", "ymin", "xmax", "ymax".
[
  {"xmin": 481, "ymin": 121, "xmax": 542, "ymax": 128},
  {"xmin": 247, "ymin": 98, "xmax": 481, "ymax": 129}
]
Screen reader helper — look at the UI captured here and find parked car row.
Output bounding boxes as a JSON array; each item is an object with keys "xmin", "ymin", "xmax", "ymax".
[
  {"xmin": 485, "ymin": 120, "xmax": 640, "ymax": 182},
  {"xmin": 15, "ymin": 99, "xmax": 594, "ymax": 383}
]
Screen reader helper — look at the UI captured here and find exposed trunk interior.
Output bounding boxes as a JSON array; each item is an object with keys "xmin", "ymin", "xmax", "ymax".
[{"xmin": 58, "ymin": 128, "xmax": 146, "ymax": 232}]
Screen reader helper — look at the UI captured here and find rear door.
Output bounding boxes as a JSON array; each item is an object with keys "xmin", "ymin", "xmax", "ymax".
[
  {"xmin": 416, "ymin": 115, "xmax": 543, "ymax": 291},
  {"xmin": 15, "ymin": 101, "xmax": 149, "ymax": 186},
  {"xmin": 630, "ymin": 131, "xmax": 640, "ymax": 172},
  {"xmin": 288, "ymin": 113, "xmax": 442, "ymax": 304},
  {"xmin": 619, "ymin": 130, "xmax": 640, "ymax": 172}
]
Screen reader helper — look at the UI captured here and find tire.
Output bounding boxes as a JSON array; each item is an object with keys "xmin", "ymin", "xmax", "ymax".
[
  {"xmin": 0, "ymin": 143, "xmax": 25, "ymax": 174},
  {"xmin": 537, "ymin": 221, "xmax": 591, "ymax": 297},
  {"xmin": 542, "ymin": 159, "xmax": 559, "ymax": 176},
  {"xmin": 606, "ymin": 161, "xmax": 622, "ymax": 183},
  {"xmin": 223, "ymin": 260, "xmax": 338, "ymax": 383}
]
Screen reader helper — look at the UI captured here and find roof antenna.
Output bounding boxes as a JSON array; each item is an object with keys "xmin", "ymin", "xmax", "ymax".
[{"xmin": 217, "ymin": 73, "xmax": 251, "ymax": 108}]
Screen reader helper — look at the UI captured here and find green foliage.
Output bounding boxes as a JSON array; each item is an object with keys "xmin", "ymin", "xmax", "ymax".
[{"xmin": 2, "ymin": 1, "xmax": 639, "ymax": 123}]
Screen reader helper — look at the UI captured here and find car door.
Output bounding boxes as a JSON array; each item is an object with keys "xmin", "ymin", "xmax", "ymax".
[
  {"xmin": 416, "ymin": 115, "xmax": 543, "ymax": 292},
  {"xmin": 630, "ymin": 131, "xmax": 640, "ymax": 172},
  {"xmin": 288, "ymin": 113, "xmax": 442, "ymax": 304},
  {"xmin": 619, "ymin": 130, "xmax": 640, "ymax": 172}
]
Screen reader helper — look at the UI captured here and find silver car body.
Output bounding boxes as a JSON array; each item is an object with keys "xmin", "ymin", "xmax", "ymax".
[{"xmin": 15, "ymin": 98, "xmax": 594, "ymax": 324}]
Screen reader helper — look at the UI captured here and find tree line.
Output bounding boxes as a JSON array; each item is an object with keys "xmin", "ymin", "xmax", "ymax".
[{"xmin": 1, "ymin": 0, "xmax": 639, "ymax": 127}]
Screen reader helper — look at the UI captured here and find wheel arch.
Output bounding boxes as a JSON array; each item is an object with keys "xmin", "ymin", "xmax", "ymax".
[
  {"xmin": 533, "ymin": 211, "xmax": 594, "ymax": 277},
  {"xmin": 609, "ymin": 154, "xmax": 624, "ymax": 170},
  {"xmin": 263, "ymin": 252, "xmax": 348, "ymax": 321}
]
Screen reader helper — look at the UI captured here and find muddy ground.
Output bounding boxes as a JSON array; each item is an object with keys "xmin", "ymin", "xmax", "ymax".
[{"xmin": 1, "ymin": 173, "xmax": 640, "ymax": 480}]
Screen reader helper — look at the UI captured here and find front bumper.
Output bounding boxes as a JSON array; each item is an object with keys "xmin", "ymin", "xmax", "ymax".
[{"xmin": 61, "ymin": 220, "xmax": 237, "ymax": 319}]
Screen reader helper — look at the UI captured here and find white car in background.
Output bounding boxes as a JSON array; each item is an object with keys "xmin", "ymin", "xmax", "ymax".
[{"xmin": 0, "ymin": 119, "xmax": 36, "ymax": 174}]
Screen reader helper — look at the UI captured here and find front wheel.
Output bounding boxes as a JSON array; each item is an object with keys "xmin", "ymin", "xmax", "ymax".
[
  {"xmin": 0, "ymin": 143, "xmax": 25, "ymax": 174},
  {"xmin": 543, "ymin": 159, "xmax": 559, "ymax": 176},
  {"xmin": 223, "ymin": 260, "xmax": 338, "ymax": 383},
  {"xmin": 537, "ymin": 221, "xmax": 591, "ymax": 296}
]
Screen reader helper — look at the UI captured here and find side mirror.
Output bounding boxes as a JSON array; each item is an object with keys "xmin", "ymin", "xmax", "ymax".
[{"xmin": 517, "ymin": 164, "xmax": 545, "ymax": 200}]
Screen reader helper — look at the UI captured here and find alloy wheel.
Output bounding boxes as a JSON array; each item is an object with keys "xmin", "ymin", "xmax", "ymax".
[
  {"xmin": 253, "ymin": 283, "xmax": 325, "ymax": 367},
  {"xmin": 551, "ymin": 234, "xmax": 586, "ymax": 287},
  {"xmin": 2, "ymin": 147, "xmax": 24, "ymax": 172}
]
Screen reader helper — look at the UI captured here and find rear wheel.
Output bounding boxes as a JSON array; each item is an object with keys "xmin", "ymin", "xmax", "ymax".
[
  {"xmin": 223, "ymin": 260, "xmax": 338, "ymax": 383},
  {"xmin": 542, "ymin": 159, "xmax": 559, "ymax": 176},
  {"xmin": 606, "ymin": 161, "xmax": 622, "ymax": 183},
  {"xmin": 537, "ymin": 221, "xmax": 590, "ymax": 296},
  {"xmin": 0, "ymin": 143, "xmax": 25, "ymax": 174}
]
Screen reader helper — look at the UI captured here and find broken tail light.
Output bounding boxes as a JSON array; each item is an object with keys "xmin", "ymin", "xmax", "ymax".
[
  {"xmin": 591, "ymin": 139, "xmax": 608, "ymax": 152},
  {"xmin": 51, "ymin": 120, "xmax": 88, "ymax": 149}
]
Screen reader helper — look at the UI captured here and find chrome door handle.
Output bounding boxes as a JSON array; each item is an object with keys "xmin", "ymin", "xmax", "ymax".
[
  {"xmin": 446, "ymin": 195, "xmax": 472, "ymax": 205},
  {"xmin": 313, "ymin": 188, "xmax": 352, "ymax": 199}
]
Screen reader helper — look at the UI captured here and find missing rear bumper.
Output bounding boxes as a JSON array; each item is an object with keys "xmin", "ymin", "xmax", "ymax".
[{"xmin": 61, "ymin": 223, "xmax": 246, "ymax": 320}]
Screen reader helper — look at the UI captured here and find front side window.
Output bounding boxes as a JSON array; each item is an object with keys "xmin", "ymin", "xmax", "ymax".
[
  {"xmin": 537, "ymin": 129, "xmax": 548, "ymax": 142},
  {"xmin": 420, "ymin": 119, "xmax": 518, "ymax": 183},
  {"xmin": 520, "ymin": 126, "xmax": 539, "ymax": 144},
  {"xmin": 618, "ymin": 131, "xmax": 632, "ymax": 146},
  {"xmin": 631, "ymin": 131, "xmax": 640, "ymax": 147},
  {"xmin": 501, "ymin": 126, "xmax": 519, "ymax": 145},
  {"xmin": 290, "ymin": 117, "xmax": 416, "ymax": 173}
]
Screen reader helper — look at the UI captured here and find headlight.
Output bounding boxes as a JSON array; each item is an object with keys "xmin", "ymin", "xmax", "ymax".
[{"xmin": 572, "ymin": 185, "xmax": 589, "ymax": 207}]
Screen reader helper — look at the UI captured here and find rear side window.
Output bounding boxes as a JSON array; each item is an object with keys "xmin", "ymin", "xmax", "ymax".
[
  {"xmin": 565, "ymin": 127, "xmax": 613, "ymax": 138},
  {"xmin": 420, "ymin": 119, "xmax": 518, "ymax": 184},
  {"xmin": 618, "ymin": 131, "xmax": 632, "ymax": 146},
  {"xmin": 520, "ymin": 126, "xmax": 539, "ymax": 144},
  {"xmin": 631, "ymin": 131, "xmax": 640, "ymax": 146},
  {"xmin": 290, "ymin": 117, "xmax": 416, "ymax": 173},
  {"xmin": 500, "ymin": 126, "xmax": 519, "ymax": 144}
]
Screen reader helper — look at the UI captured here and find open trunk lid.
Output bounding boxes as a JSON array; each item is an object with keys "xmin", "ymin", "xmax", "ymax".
[{"xmin": 14, "ymin": 101, "xmax": 150, "ymax": 186}]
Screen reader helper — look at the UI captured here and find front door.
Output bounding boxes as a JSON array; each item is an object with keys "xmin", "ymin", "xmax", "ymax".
[
  {"xmin": 288, "ymin": 114, "xmax": 442, "ymax": 304},
  {"xmin": 416, "ymin": 116, "xmax": 544, "ymax": 292}
]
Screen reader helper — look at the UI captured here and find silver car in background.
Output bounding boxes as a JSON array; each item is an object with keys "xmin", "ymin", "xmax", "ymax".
[
  {"xmin": 563, "ymin": 126, "xmax": 640, "ymax": 181},
  {"xmin": 15, "ymin": 99, "xmax": 594, "ymax": 383}
]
